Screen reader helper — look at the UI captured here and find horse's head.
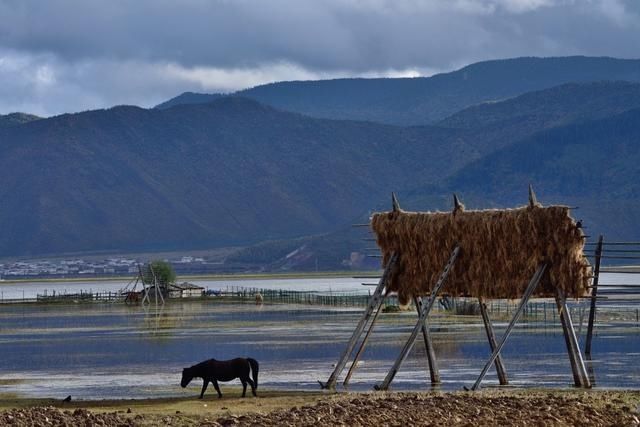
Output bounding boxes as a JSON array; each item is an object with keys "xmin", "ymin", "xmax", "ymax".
[{"xmin": 181, "ymin": 367, "xmax": 193, "ymax": 388}]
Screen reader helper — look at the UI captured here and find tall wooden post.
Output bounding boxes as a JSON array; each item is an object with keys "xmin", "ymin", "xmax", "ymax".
[
  {"xmin": 585, "ymin": 235, "xmax": 603, "ymax": 355},
  {"xmin": 470, "ymin": 264, "xmax": 547, "ymax": 390},
  {"xmin": 556, "ymin": 288, "xmax": 591, "ymax": 388},
  {"xmin": 375, "ymin": 246, "xmax": 460, "ymax": 391},
  {"xmin": 479, "ymin": 296, "xmax": 508, "ymax": 385},
  {"xmin": 415, "ymin": 296, "xmax": 440, "ymax": 384},
  {"xmin": 320, "ymin": 253, "xmax": 398, "ymax": 389}
]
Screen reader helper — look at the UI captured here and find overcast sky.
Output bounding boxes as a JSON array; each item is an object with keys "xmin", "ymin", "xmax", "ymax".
[{"xmin": 1, "ymin": 0, "xmax": 639, "ymax": 116}]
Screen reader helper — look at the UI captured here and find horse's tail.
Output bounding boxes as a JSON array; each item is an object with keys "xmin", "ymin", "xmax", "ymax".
[{"xmin": 247, "ymin": 358, "xmax": 259, "ymax": 389}]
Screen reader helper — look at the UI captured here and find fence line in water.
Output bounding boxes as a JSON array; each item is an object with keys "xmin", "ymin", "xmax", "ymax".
[{"xmin": 1, "ymin": 285, "xmax": 639, "ymax": 325}]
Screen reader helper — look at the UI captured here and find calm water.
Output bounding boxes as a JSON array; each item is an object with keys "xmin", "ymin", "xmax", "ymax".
[
  {"xmin": 0, "ymin": 297, "xmax": 639, "ymax": 400},
  {"xmin": 0, "ymin": 276, "xmax": 369, "ymax": 300}
]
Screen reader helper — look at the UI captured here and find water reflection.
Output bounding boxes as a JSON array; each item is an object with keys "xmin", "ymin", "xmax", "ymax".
[{"xmin": 0, "ymin": 301, "xmax": 638, "ymax": 400}]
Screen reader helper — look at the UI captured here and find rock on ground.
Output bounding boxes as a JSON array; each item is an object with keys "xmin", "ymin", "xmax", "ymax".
[{"xmin": 1, "ymin": 391, "xmax": 638, "ymax": 426}]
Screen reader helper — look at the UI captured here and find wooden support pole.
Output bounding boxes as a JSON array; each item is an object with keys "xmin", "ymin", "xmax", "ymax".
[
  {"xmin": 375, "ymin": 246, "xmax": 460, "ymax": 391},
  {"xmin": 149, "ymin": 264, "xmax": 165, "ymax": 306},
  {"xmin": 556, "ymin": 288, "xmax": 591, "ymax": 388},
  {"xmin": 392, "ymin": 192, "xmax": 401, "ymax": 212},
  {"xmin": 319, "ymin": 252, "xmax": 398, "ymax": 389},
  {"xmin": 470, "ymin": 264, "xmax": 547, "ymax": 391},
  {"xmin": 138, "ymin": 264, "xmax": 150, "ymax": 306},
  {"xmin": 585, "ymin": 235, "xmax": 603, "ymax": 355},
  {"xmin": 478, "ymin": 296, "xmax": 509, "ymax": 385},
  {"xmin": 343, "ymin": 296, "xmax": 384, "ymax": 386},
  {"xmin": 528, "ymin": 184, "xmax": 540, "ymax": 207},
  {"xmin": 415, "ymin": 296, "xmax": 440, "ymax": 384},
  {"xmin": 453, "ymin": 194, "xmax": 465, "ymax": 214}
]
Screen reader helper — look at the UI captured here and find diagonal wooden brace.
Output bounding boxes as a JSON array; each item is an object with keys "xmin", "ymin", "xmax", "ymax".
[
  {"xmin": 470, "ymin": 264, "xmax": 547, "ymax": 391},
  {"xmin": 479, "ymin": 296, "xmax": 508, "ymax": 385},
  {"xmin": 375, "ymin": 245, "xmax": 460, "ymax": 391},
  {"xmin": 319, "ymin": 252, "xmax": 398, "ymax": 389},
  {"xmin": 415, "ymin": 296, "xmax": 440, "ymax": 384},
  {"xmin": 342, "ymin": 295, "xmax": 385, "ymax": 386},
  {"xmin": 556, "ymin": 288, "xmax": 591, "ymax": 388}
]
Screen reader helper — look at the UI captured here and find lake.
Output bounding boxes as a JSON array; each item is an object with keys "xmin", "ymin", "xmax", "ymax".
[{"xmin": 1, "ymin": 290, "xmax": 639, "ymax": 400}]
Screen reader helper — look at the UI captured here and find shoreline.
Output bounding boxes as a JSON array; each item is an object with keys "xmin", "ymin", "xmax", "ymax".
[
  {"xmin": 0, "ymin": 270, "xmax": 380, "ymax": 285},
  {"xmin": 1, "ymin": 264, "xmax": 637, "ymax": 285}
]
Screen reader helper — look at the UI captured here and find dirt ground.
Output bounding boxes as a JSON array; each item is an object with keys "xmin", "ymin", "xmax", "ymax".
[{"xmin": 0, "ymin": 389, "xmax": 639, "ymax": 426}]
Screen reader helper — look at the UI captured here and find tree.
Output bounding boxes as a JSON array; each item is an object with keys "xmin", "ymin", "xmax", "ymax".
[{"xmin": 143, "ymin": 260, "xmax": 176, "ymax": 289}]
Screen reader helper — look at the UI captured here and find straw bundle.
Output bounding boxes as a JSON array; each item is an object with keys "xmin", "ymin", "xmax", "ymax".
[{"xmin": 372, "ymin": 205, "xmax": 591, "ymax": 304}]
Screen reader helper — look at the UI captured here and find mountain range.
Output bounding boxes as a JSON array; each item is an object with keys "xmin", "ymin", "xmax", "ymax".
[
  {"xmin": 1, "ymin": 56, "xmax": 639, "ymax": 268},
  {"xmin": 157, "ymin": 56, "xmax": 640, "ymax": 125}
]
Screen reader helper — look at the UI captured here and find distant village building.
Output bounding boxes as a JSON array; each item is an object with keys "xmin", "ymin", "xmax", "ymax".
[{"xmin": 168, "ymin": 282, "xmax": 205, "ymax": 298}]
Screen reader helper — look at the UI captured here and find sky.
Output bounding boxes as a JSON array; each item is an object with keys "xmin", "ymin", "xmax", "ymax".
[{"xmin": 1, "ymin": 0, "xmax": 639, "ymax": 116}]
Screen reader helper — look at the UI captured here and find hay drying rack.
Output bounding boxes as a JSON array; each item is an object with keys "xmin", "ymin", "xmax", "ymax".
[{"xmin": 318, "ymin": 186, "xmax": 636, "ymax": 391}]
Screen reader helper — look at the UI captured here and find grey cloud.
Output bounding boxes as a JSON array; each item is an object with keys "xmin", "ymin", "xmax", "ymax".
[{"xmin": 0, "ymin": 0, "xmax": 639, "ymax": 115}]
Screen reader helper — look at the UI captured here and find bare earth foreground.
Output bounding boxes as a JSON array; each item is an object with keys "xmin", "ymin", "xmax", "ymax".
[{"xmin": 0, "ymin": 390, "xmax": 639, "ymax": 426}]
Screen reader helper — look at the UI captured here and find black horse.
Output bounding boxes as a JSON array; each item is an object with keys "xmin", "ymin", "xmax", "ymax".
[{"xmin": 181, "ymin": 357, "xmax": 259, "ymax": 399}]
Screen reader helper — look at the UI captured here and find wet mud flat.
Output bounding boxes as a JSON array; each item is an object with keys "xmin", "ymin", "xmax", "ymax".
[{"xmin": 0, "ymin": 390, "xmax": 638, "ymax": 426}]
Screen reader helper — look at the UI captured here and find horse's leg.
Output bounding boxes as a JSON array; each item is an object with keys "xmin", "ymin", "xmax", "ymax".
[
  {"xmin": 199, "ymin": 380, "xmax": 209, "ymax": 399},
  {"xmin": 240, "ymin": 378, "xmax": 247, "ymax": 397},
  {"xmin": 212, "ymin": 379, "xmax": 222, "ymax": 399},
  {"xmin": 245, "ymin": 377, "xmax": 257, "ymax": 397}
]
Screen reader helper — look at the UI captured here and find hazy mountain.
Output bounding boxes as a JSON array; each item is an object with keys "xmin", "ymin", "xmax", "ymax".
[
  {"xmin": 405, "ymin": 107, "xmax": 640, "ymax": 242},
  {"xmin": 438, "ymin": 81, "xmax": 640, "ymax": 130},
  {"xmin": 234, "ymin": 83, "xmax": 640, "ymax": 270},
  {"xmin": 0, "ymin": 112, "xmax": 41, "ymax": 128},
  {"xmin": 155, "ymin": 92, "xmax": 224, "ymax": 110},
  {"xmin": 432, "ymin": 81, "xmax": 640, "ymax": 158},
  {"xmin": 157, "ymin": 56, "xmax": 640, "ymax": 125}
]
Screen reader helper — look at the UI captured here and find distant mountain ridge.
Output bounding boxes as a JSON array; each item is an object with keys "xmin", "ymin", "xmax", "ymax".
[
  {"xmin": 156, "ymin": 56, "xmax": 640, "ymax": 125},
  {"xmin": 155, "ymin": 92, "xmax": 224, "ymax": 110},
  {"xmin": 0, "ymin": 112, "xmax": 41, "ymax": 128}
]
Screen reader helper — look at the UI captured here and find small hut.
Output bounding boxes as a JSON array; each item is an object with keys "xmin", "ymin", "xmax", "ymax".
[{"xmin": 168, "ymin": 282, "xmax": 205, "ymax": 298}]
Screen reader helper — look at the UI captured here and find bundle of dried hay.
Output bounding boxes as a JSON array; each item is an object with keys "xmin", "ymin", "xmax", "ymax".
[{"xmin": 372, "ymin": 205, "xmax": 591, "ymax": 304}]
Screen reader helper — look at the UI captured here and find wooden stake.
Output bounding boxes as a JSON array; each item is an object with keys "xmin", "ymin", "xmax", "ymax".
[
  {"xmin": 556, "ymin": 288, "xmax": 591, "ymax": 388},
  {"xmin": 415, "ymin": 296, "xmax": 440, "ymax": 384},
  {"xmin": 479, "ymin": 296, "xmax": 508, "ymax": 385},
  {"xmin": 375, "ymin": 246, "xmax": 460, "ymax": 391},
  {"xmin": 528, "ymin": 184, "xmax": 539, "ymax": 208},
  {"xmin": 585, "ymin": 235, "xmax": 603, "ymax": 355},
  {"xmin": 392, "ymin": 192, "xmax": 401, "ymax": 212},
  {"xmin": 470, "ymin": 264, "xmax": 547, "ymax": 391},
  {"xmin": 320, "ymin": 252, "xmax": 398, "ymax": 389},
  {"xmin": 453, "ymin": 194, "xmax": 464, "ymax": 214}
]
